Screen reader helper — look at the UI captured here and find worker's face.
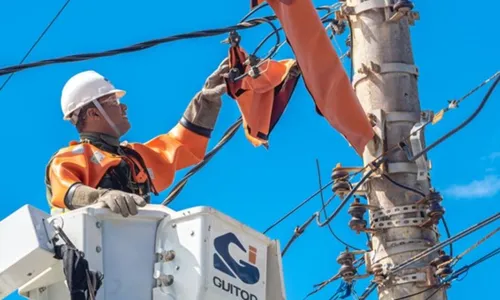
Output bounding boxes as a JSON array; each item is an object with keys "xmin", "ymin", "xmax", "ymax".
[{"xmin": 97, "ymin": 94, "xmax": 131, "ymax": 136}]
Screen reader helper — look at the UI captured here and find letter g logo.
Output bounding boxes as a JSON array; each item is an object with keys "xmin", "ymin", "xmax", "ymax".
[{"xmin": 213, "ymin": 232, "xmax": 260, "ymax": 285}]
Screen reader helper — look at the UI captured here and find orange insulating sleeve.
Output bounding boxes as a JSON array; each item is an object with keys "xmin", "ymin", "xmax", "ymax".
[{"xmin": 251, "ymin": 0, "xmax": 374, "ymax": 155}]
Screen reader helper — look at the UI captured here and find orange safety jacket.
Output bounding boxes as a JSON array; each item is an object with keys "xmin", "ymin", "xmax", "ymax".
[
  {"xmin": 45, "ymin": 123, "xmax": 208, "ymax": 213},
  {"xmin": 250, "ymin": 0, "xmax": 374, "ymax": 155},
  {"xmin": 225, "ymin": 44, "xmax": 301, "ymax": 147}
]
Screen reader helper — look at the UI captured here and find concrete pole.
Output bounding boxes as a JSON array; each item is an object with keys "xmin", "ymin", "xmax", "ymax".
[{"xmin": 346, "ymin": 1, "xmax": 447, "ymax": 299}]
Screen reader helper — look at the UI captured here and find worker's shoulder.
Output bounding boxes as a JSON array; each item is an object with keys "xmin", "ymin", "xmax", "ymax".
[{"xmin": 49, "ymin": 142, "xmax": 99, "ymax": 160}]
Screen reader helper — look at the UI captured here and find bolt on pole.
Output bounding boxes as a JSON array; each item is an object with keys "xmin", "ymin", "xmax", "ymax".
[{"xmin": 346, "ymin": 0, "xmax": 447, "ymax": 299}]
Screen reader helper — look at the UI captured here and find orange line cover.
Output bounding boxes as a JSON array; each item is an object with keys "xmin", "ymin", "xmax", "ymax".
[{"xmin": 251, "ymin": 0, "xmax": 374, "ymax": 155}]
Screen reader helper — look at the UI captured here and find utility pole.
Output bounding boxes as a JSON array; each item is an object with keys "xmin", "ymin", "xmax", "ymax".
[{"xmin": 344, "ymin": 0, "xmax": 447, "ymax": 299}]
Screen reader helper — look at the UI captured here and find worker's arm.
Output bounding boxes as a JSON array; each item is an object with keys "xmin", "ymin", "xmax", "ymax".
[
  {"xmin": 180, "ymin": 57, "xmax": 229, "ymax": 139},
  {"xmin": 46, "ymin": 150, "xmax": 146, "ymax": 216},
  {"xmin": 129, "ymin": 58, "xmax": 229, "ymax": 192},
  {"xmin": 45, "ymin": 151, "xmax": 103, "ymax": 210}
]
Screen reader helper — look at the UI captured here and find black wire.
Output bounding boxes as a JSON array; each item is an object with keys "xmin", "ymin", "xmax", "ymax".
[
  {"xmin": 382, "ymin": 173, "xmax": 425, "ymax": 197},
  {"xmin": 466, "ymin": 247, "xmax": 500, "ymax": 269},
  {"xmin": 346, "ymin": 18, "xmax": 354, "ymax": 83},
  {"xmin": 163, "ymin": 6, "xmax": 337, "ymax": 206},
  {"xmin": 410, "ymin": 75, "xmax": 500, "ymax": 162},
  {"xmin": 441, "ymin": 217, "xmax": 453, "ymax": 257},
  {"xmin": 396, "ymin": 247, "xmax": 500, "ymax": 300},
  {"xmin": 316, "ymin": 159, "xmax": 361, "ymax": 251},
  {"xmin": 316, "ymin": 158, "xmax": 385, "ymax": 228},
  {"xmin": 240, "ymin": 2, "xmax": 269, "ymax": 22},
  {"xmin": 382, "ymin": 173, "xmax": 453, "ymax": 256},
  {"xmin": 389, "ymin": 212, "xmax": 500, "ymax": 274},
  {"xmin": 263, "ymin": 181, "xmax": 333, "ymax": 234},
  {"xmin": 161, "ymin": 117, "xmax": 242, "ymax": 206},
  {"xmin": 394, "ymin": 286, "xmax": 439, "ymax": 300},
  {"xmin": 279, "ymin": 160, "xmax": 382, "ymax": 257},
  {"xmin": 281, "ymin": 214, "xmax": 317, "ymax": 257},
  {"xmin": 0, "ymin": 0, "xmax": 72, "ymax": 91},
  {"xmin": 0, "ymin": 16, "xmax": 278, "ymax": 77},
  {"xmin": 253, "ymin": 12, "xmax": 334, "ymax": 57},
  {"xmin": 423, "ymin": 286, "xmax": 444, "ymax": 300},
  {"xmin": 358, "ymin": 282, "xmax": 377, "ymax": 300}
]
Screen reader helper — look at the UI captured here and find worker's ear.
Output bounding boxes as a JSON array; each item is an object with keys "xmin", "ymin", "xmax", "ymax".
[{"xmin": 85, "ymin": 107, "xmax": 101, "ymax": 120}]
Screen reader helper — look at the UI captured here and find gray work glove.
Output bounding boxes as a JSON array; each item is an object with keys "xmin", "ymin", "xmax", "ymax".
[
  {"xmin": 200, "ymin": 57, "xmax": 230, "ymax": 100},
  {"xmin": 181, "ymin": 58, "xmax": 230, "ymax": 136},
  {"xmin": 95, "ymin": 190, "xmax": 147, "ymax": 217}
]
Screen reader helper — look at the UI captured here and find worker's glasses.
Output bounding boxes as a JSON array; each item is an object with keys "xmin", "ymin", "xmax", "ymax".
[{"xmin": 99, "ymin": 95, "xmax": 121, "ymax": 107}]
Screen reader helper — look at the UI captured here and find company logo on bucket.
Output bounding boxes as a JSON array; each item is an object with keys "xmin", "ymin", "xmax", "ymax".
[{"xmin": 213, "ymin": 232, "xmax": 260, "ymax": 285}]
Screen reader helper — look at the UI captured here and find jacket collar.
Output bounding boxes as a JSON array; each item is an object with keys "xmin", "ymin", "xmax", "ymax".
[{"xmin": 79, "ymin": 132, "xmax": 121, "ymax": 153}]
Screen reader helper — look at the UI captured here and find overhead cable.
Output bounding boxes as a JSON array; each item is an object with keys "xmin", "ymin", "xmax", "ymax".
[
  {"xmin": 161, "ymin": 117, "xmax": 242, "ymax": 206},
  {"xmin": 401, "ymin": 247, "xmax": 500, "ymax": 300},
  {"xmin": 382, "ymin": 173, "xmax": 453, "ymax": 256},
  {"xmin": 388, "ymin": 212, "xmax": 499, "ymax": 275},
  {"xmin": 280, "ymin": 159, "xmax": 383, "ymax": 256},
  {"xmin": 305, "ymin": 257, "xmax": 365, "ymax": 299},
  {"xmin": 262, "ymin": 73, "xmax": 497, "ymax": 258},
  {"xmin": 0, "ymin": 16, "xmax": 278, "ymax": 77},
  {"xmin": 360, "ymin": 212, "xmax": 500, "ymax": 300},
  {"xmin": 0, "ymin": 3, "xmax": 341, "ymax": 77},
  {"xmin": 0, "ymin": 0, "xmax": 72, "ymax": 91},
  {"xmin": 263, "ymin": 181, "xmax": 333, "ymax": 234},
  {"xmin": 354, "ymin": 71, "xmax": 500, "ymax": 181},
  {"xmin": 316, "ymin": 158, "xmax": 385, "ymax": 228},
  {"xmin": 433, "ymin": 70, "xmax": 500, "ymax": 121},
  {"xmin": 316, "ymin": 159, "xmax": 361, "ymax": 251},
  {"xmin": 409, "ymin": 73, "xmax": 499, "ymax": 162},
  {"xmin": 448, "ymin": 226, "xmax": 500, "ymax": 268},
  {"xmin": 162, "ymin": 8, "xmax": 336, "ymax": 206}
]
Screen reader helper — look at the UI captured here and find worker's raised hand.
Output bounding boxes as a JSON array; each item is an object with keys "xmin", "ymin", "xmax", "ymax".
[
  {"xmin": 181, "ymin": 57, "xmax": 230, "ymax": 133},
  {"xmin": 201, "ymin": 57, "xmax": 230, "ymax": 101},
  {"xmin": 95, "ymin": 190, "xmax": 147, "ymax": 217}
]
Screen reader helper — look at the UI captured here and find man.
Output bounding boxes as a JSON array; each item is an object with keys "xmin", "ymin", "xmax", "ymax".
[{"xmin": 45, "ymin": 58, "xmax": 229, "ymax": 217}]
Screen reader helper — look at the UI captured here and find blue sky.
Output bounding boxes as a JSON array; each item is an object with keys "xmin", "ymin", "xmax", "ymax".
[{"xmin": 1, "ymin": 0, "xmax": 499, "ymax": 299}]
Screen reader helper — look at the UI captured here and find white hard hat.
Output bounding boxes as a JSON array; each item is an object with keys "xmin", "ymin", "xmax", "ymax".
[{"xmin": 61, "ymin": 70, "xmax": 126, "ymax": 121}]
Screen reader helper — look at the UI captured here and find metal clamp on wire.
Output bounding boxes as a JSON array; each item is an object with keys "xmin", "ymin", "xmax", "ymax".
[
  {"xmin": 221, "ymin": 30, "xmax": 241, "ymax": 46},
  {"xmin": 330, "ymin": 19, "xmax": 346, "ymax": 35},
  {"xmin": 246, "ymin": 54, "xmax": 261, "ymax": 79},
  {"xmin": 227, "ymin": 68, "xmax": 242, "ymax": 83}
]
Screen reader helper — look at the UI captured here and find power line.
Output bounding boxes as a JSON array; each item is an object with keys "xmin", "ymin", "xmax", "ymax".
[
  {"xmin": 0, "ymin": 3, "xmax": 341, "ymax": 77},
  {"xmin": 161, "ymin": 117, "xmax": 242, "ymax": 205},
  {"xmin": 388, "ymin": 212, "xmax": 499, "ymax": 275},
  {"xmin": 261, "ymin": 73, "xmax": 498, "ymax": 273},
  {"xmin": 316, "ymin": 159, "xmax": 361, "ymax": 251},
  {"xmin": 382, "ymin": 173, "xmax": 453, "ymax": 256},
  {"xmin": 352, "ymin": 70, "xmax": 500, "ymax": 182},
  {"xmin": 0, "ymin": 16, "xmax": 278, "ymax": 77},
  {"xmin": 359, "ymin": 212, "xmax": 499, "ymax": 300},
  {"xmin": 409, "ymin": 73, "xmax": 500, "ymax": 162},
  {"xmin": 263, "ymin": 182, "xmax": 333, "ymax": 234},
  {"xmin": 280, "ymin": 159, "xmax": 383, "ymax": 257},
  {"xmin": 162, "ymin": 7, "xmax": 338, "ymax": 206},
  {"xmin": 360, "ymin": 244, "xmax": 500, "ymax": 300},
  {"xmin": 0, "ymin": 0, "xmax": 72, "ymax": 91},
  {"xmin": 423, "ymin": 247, "xmax": 500, "ymax": 300}
]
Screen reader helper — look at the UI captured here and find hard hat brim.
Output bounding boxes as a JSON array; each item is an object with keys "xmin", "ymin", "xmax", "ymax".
[{"xmin": 63, "ymin": 88, "xmax": 126, "ymax": 120}]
